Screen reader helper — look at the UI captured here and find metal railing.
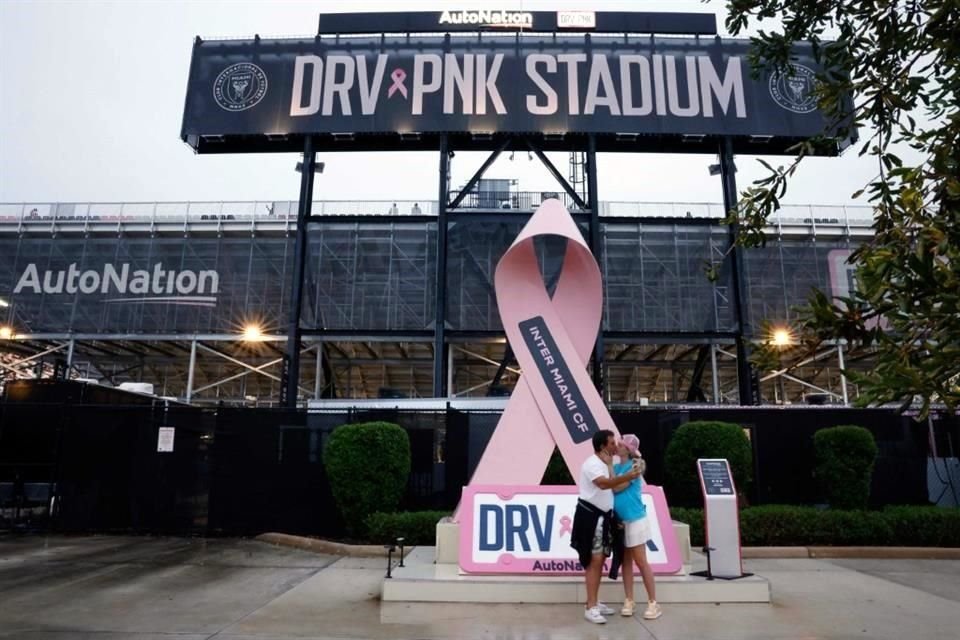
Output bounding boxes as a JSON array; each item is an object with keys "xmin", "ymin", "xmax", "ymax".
[
  {"xmin": 450, "ymin": 190, "xmax": 586, "ymax": 211},
  {"xmin": 0, "ymin": 200, "xmax": 436, "ymax": 223},
  {"xmin": 0, "ymin": 200, "xmax": 875, "ymax": 227},
  {"xmin": 600, "ymin": 202, "xmax": 874, "ymax": 227}
]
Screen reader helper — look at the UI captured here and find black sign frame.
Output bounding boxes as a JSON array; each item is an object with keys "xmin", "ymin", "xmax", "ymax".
[
  {"xmin": 181, "ymin": 34, "xmax": 855, "ymax": 156},
  {"xmin": 316, "ymin": 11, "xmax": 718, "ymax": 36},
  {"xmin": 699, "ymin": 459, "xmax": 736, "ymax": 497}
]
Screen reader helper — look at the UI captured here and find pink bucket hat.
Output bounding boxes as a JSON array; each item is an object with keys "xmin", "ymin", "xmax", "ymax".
[{"xmin": 620, "ymin": 434, "xmax": 641, "ymax": 457}]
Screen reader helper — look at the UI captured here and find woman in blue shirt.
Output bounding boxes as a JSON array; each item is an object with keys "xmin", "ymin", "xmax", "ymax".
[{"xmin": 611, "ymin": 434, "xmax": 661, "ymax": 620}]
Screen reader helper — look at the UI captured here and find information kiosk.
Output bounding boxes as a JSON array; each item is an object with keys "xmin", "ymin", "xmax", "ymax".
[{"xmin": 697, "ymin": 458, "xmax": 744, "ymax": 579}]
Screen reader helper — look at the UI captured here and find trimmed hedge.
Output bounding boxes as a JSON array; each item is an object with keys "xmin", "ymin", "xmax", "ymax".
[
  {"xmin": 882, "ymin": 506, "xmax": 960, "ymax": 546},
  {"xmin": 664, "ymin": 421, "xmax": 753, "ymax": 506},
  {"xmin": 364, "ymin": 506, "xmax": 960, "ymax": 547},
  {"xmin": 670, "ymin": 505, "xmax": 960, "ymax": 547},
  {"xmin": 814, "ymin": 425, "xmax": 878, "ymax": 509},
  {"xmin": 323, "ymin": 421, "xmax": 411, "ymax": 535},
  {"xmin": 365, "ymin": 511, "xmax": 450, "ymax": 545}
]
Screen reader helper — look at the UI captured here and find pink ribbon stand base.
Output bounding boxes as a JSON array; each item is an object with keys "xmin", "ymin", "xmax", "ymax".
[{"xmin": 459, "ymin": 484, "xmax": 683, "ymax": 575}]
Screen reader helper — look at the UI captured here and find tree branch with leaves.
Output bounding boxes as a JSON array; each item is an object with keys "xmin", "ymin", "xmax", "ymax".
[{"xmin": 720, "ymin": 0, "xmax": 960, "ymax": 416}]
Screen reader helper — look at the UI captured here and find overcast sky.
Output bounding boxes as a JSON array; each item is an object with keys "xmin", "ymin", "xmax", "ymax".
[{"xmin": 0, "ymin": 0, "xmax": 890, "ymax": 207}]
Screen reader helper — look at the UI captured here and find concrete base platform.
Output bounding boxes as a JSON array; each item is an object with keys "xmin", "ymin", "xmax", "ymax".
[{"xmin": 382, "ymin": 547, "xmax": 771, "ymax": 604}]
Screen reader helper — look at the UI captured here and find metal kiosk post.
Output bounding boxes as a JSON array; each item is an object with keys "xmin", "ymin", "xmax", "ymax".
[{"xmin": 693, "ymin": 458, "xmax": 747, "ymax": 579}]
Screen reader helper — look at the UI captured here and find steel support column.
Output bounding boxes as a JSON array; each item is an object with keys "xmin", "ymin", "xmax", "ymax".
[
  {"xmin": 282, "ymin": 135, "xmax": 316, "ymax": 408},
  {"xmin": 586, "ymin": 134, "xmax": 604, "ymax": 393},
  {"xmin": 433, "ymin": 135, "xmax": 450, "ymax": 395},
  {"xmin": 186, "ymin": 339, "xmax": 197, "ymax": 403},
  {"xmin": 314, "ymin": 342, "xmax": 324, "ymax": 400},
  {"xmin": 710, "ymin": 344, "xmax": 720, "ymax": 402},
  {"xmin": 447, "ymin": 346, "xmax": 454, "ymax": 398},
  {"xmin": 837, "ymin": 342, "xmax": 849, "ymax": 405},
  {"xmin": 66, "ymin": 339, "xmax": 75, "ymax": 372},
  {"xmin": 720, "ymin": 137, "xmax": 756, "ymax": 404}
]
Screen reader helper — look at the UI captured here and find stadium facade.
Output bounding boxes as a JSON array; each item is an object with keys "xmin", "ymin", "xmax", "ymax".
[{"xmin": 0, "ymin": 195, "xmax": 873, "ymax": 406}]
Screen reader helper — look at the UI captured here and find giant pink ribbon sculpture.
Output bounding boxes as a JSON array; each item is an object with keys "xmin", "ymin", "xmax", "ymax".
[{"xmin": 455, "ymin": 199, "xmax": 620, "ymax": 519}]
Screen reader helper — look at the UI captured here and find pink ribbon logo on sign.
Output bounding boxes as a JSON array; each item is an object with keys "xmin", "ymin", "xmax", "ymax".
[{"xmin": 388, "ymin": 68, "xmax": 408, "ymax": 99}]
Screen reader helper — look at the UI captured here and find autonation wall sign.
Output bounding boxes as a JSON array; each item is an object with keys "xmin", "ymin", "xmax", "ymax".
[
  {"xmin": 13, "ymin": 263, "xmax": 220, "ymax": 307},
  {"xmin": 181, "ymin": 35, "xmax": 848, "ymax": 153}
]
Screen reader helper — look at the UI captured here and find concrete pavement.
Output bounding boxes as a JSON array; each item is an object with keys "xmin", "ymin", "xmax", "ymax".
[{"xmin": 1, "ymin": 535, "xmax": 958, "ymax": 639}]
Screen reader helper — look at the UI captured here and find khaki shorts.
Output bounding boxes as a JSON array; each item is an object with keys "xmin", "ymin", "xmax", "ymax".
[{"xmin": 591, "ymin": 521, "xmax": 604, "ymax": 554}]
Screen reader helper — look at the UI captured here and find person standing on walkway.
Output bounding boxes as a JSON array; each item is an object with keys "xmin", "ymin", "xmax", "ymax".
[
  {"xmin": 612, "ymin": 434, "xmax": 662, "ymax": 620},
  {"xmin": 572, "ymin": 429, "xmax": 642, "ymax": 624}
]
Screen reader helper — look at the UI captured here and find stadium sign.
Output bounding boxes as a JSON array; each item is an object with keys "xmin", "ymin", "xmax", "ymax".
[
  {"xmin": 314, "ymin": 11, "xmax": 717, "ymax": 36},
  {"xmin": 12, "ymin": 263, "xmax": 220, "ymax": 307},
  {"xmin": 556, "ymin": 11, "xmax": 596, "ymax": 29},
  {"xmin": 182, "ymin": 36, "xmax": 851, "ymax": 154}
]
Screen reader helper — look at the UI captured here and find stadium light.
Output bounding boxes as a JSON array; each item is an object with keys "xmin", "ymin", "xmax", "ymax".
[
  {"xmin": 771, "ymin": 327, "xmax": 794, "ymax": 347},
  {"xmin": 0, "ymin": 297, "xmax": 9, "ymax": 307},
  {"xmin": 0, "ymin": 326, "xmax": 13, "ymax": 339},
  {"xmin": 242, "ymin": 324, "xmax": 264, "ymax": 342}
]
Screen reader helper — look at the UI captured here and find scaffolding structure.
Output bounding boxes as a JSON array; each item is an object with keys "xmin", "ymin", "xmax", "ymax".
[{"xmin": 0, "ymin": 199, "xmax": 875, "ymax": 406}]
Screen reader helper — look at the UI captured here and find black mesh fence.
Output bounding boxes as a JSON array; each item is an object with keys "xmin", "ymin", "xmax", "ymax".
[{"xmin": 0, "ymin": 381, "xmax": 943, "ymax": 536}]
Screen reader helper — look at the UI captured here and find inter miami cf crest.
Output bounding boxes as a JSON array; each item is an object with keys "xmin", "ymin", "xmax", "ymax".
[
  {"xmin": 213, "ymin": 63, "xmax": 268, "ymax": 112},
  {"xmin": 768, "ymin": 63, "xmax": 818, "ymax": 114}
]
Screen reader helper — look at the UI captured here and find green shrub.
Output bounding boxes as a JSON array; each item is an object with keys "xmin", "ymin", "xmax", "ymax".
[
  {"xmin": 365, "ymin": 511, "xmax": 450, "ymax": 545},
  {"xmin": 814, "ymin": 426, "xmax": 878, "ymax": 509},
  {"xmin": 738, "ymin": 505, "xmax": 817, "ymax": 546},
  {"xmin": 541, "ymin": 447, "xmax": 574, "ymax": 485},
  {"xmin": 882, "ymin": 506, "xmax": 960, "ymax": 546},
  {"xmin": 323, "ymin": 421, "xmax": 411, "ymax": 535},
  {"xmin": 722, "ymin": 505, "xmax": 958, "ymax": 546},
  {"xmin": 664, "ymin": 421, "xmax": 753, "ymax": 506},
  {"xmin": 814, "ymin": 509, "xmax": 892, "ymax": 545}
]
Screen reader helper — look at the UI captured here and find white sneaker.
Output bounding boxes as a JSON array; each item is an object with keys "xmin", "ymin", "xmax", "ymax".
[
  {"xmin": 596, "ymin": 602, "xmax": 615, "ymax": 616},
  {"xmin": 643, "ymin": 601, "xmax": 663, "ymax": 620},
  {"xmin": 584, "ymin": 606, "xmax": 607, "ymax": 624},
  {"xmin": 620, "ymin": 599, "xmax": 635, "ymax": 616}
]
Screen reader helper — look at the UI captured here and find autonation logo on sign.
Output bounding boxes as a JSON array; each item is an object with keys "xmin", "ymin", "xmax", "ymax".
[
  {"xmin": 13, "ymin": 263, "xmax": 220, "ymax": 307},
  {"xmin": 458, "ymin": 485, "xmax": 682, "ymax": 575},
  {"xmin": 438, "ymin": 9, "xmax": 533, "ymax": 29}
]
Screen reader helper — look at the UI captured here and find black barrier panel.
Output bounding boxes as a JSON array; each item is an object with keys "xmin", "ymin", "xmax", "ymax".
[
  {"xmin": 1, "ymin": 381, "xmax": 937, "ymax": 536},
  {"xmin": 207, "ymin": 408, "xmax": 339, "ymax": 536},
  {"xmin": 609, "ymin": 408, "xmax": 929, "ymax": 507},
  {"xmin": 182, "ymin": 36, "xmax": 853, "ymax": 154}
]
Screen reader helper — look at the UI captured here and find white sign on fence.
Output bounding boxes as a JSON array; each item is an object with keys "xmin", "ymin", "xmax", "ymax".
[{"xmin": 157, "ymin": 427, "xmax": 175, "ymax": 453}]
